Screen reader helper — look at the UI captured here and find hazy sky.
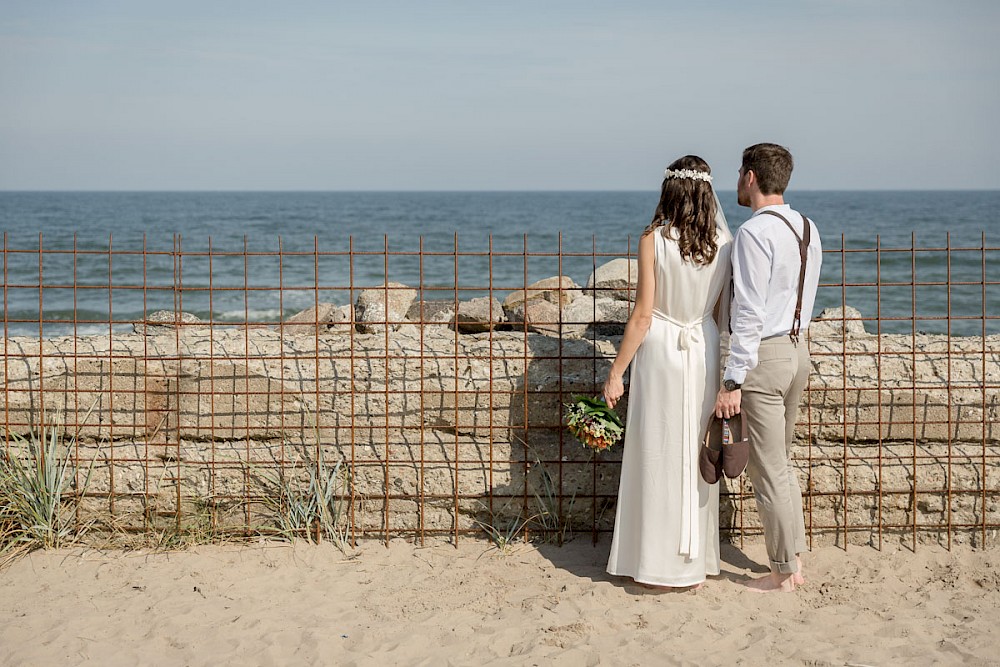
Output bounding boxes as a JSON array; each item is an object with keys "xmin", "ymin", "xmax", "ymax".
[{"xmin": 2, "ymin": 1, "xmax": 998, "ymax": 190}]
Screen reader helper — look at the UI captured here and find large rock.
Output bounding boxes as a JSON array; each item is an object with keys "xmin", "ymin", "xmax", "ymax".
[
  {"xmin": 503, "ymin": 276, "xmax": 581, "ymax": 311},
  {"xmin": 280, "ymin": 303, "xmax": 352, "ymax": 335},
  {"xmin": 406, "ymin": 299, "xmax": 456, "ymax": 325},
  {"xmin": 810, "ymin": 306, "xmax": 868, "ymax": 339},
  {"xmin": 587, "ymin": 297, "xmax": 632, "ymax": 336},
  {"xmin": 455, "ymin": 296, "xmax": 505, "ymax": 333},
  {"xmin": 504, "ymin": 298, "xmax": 562, "ymax": 337},
  {"xmin": 561, "ymin": 295, "xmax": 603, "ymax": 337},
  {"xmin": 584, "ymin": 259, "xmax": 639, "ymax": 301},
  {"xmin": 355, "ymin": 282, "xmax": 417, "ymax": 334},
  {"xmin": 133, "ymin": 310, "xmax": 204, "ymax": 335},
  {"xmin": 542, "ymin": 294, "xmax": 633, "ymax": 338}
]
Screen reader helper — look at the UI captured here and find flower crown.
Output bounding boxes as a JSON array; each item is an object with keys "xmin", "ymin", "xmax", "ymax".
[{"xmin": 664, "ymin": 168, "xmax": 713, "ymax": 183}]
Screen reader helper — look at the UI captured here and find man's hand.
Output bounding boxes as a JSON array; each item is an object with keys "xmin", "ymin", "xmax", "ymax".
[
  {"xmin": 714, "ymin": 388, "xmax": 741, "ymax": 419},
  {"xmin": 602, "ymin": 372, "xmax": 624, "ymax": 409}
]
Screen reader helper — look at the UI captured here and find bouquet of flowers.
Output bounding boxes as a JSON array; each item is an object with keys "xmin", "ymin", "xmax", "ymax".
[{"xmin": 563, "ymin": 395, "xmax": 624, "ymax": 452}]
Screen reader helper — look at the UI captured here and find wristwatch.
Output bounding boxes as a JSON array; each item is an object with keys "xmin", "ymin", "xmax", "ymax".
[{"xmin": 723, "ymin": 379, "xmax": 741, "ymax": 392}]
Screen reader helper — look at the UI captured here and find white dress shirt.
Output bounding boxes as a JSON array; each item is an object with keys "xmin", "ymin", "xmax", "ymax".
[{"xmin": 724, "ymin": 204, "xmax": 822, "ymax": 384}]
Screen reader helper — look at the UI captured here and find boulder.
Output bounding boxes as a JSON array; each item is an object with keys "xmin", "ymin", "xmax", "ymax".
[
  {"xmin": 280, "ymin": 303, "xmax": 352, "ymax": 335},
  {"xmin": 285, "ymin": 303, "xmax": 338, "ymax": 325},
  {"xmin": 584, "ymin": 259, "xmax": 639, "ymax": 301},
  {"xmin": 134, "ymin": 310, "xmax": 204, "ymax": 335},
  {"xmin": 406, "ymin": 299, "xmax": 456, "ymax": 325},
  {"xmin": 455, "ymin": 296, "xmax": 505, "ymax": 333},
  {"xmin": 504, "ymin": 298, "xmax": 562, "ymax": 337},
  {"xmin": 355, "ymin": 282, "xmax": 418, "ymax": 334},
  {"xmin": 561, "ymin": 295, "xmax": 604, "ymax": 337},
  {"xmin": 588, "ymin": 297, "xmax": 632, "ymax": 336},
  {"xmin": 810, "ymin": 306, "xmax": 868, "ymax": 339},
  {"xmin": 503, "ymin": 276, "xmax": 581, "ymax": 311},
  {"xmin": 332, "ymin": 304, "xmax": 354, "ymax": 330}
]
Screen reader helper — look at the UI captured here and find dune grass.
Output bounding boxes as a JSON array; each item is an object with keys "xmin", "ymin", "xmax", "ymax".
[
  {"xmin": 0, "ymin": 410, "xmax": 96, "ymax": 566},
  {"xmin": 474, "ymin": 443, "xmax": 577, "ymax": 553},
  {"xmin": 474, "ymin": 506, "xmax": 535, "ymax": 554},
  {"xmin": 251, "ymin": 454, "xmax": 353, "ymax": 553}
]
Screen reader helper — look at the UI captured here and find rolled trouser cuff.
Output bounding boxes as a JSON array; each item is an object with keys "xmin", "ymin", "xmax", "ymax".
[{"xmin": 771, "ymin": 558, "xmax": 799, "ymax": 575}]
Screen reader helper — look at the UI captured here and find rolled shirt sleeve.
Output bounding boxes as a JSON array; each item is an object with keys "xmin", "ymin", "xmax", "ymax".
[{"xmin": 725, "ymin": 227, "xmax": 771, "ymax": 384}]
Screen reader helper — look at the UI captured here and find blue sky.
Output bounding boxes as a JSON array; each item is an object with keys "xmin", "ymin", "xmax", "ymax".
[{"xmin": 1, "ymin": 1, "xmax": 998, "ymax": 190}]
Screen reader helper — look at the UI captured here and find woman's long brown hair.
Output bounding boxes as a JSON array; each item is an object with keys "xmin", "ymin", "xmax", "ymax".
[{"xmin": 644, "ymin": 155, "xmax": 718, "ymax": 265}]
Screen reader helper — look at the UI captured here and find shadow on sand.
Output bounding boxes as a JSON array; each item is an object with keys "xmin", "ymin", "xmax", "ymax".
[{"xmin": 532, "ymin": 538, "xmax": 770, "ymax": 591}]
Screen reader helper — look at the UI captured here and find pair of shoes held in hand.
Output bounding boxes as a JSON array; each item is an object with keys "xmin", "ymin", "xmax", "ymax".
[{"xmin": 699, "ymin": 414, "xmax": 749, "ymax": 484}]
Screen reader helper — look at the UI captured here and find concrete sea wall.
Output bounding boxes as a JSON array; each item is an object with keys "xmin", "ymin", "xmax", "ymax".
[{"xmin": 2, "ymin": 269, "xmax": 998, "ymax": 547}]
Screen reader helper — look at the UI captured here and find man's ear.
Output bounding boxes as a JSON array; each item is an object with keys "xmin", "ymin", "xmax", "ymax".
[{"xmin": 744, "ymin": 169, "xmax": 756, "ymax": 187}]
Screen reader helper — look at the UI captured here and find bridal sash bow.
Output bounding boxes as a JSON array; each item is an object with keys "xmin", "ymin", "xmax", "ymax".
[{"xmin": 652, "ymin": 309, "xmax": 711, "ymax": 559}]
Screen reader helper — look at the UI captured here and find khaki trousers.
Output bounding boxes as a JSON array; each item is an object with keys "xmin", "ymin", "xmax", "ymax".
[{"xmin": 740, "ymin": 335, "xmax": 810, "ymax": 574}]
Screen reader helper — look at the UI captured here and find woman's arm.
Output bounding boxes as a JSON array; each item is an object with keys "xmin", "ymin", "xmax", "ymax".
[
  {"xmin": 602, "ymin": 231, "xmax": 656, "ymax": 408},
  {"xmin": 713, "ymin": 242, "xmax": 733, "ymax": 331}
]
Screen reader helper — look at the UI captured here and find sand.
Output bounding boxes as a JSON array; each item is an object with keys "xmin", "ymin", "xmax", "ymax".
[{"xmin": 2, "ymin": 537, "xmax": 998, "ymax": 666}]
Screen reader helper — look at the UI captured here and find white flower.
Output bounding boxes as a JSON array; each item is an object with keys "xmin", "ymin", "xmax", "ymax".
[{"xmin": 663, "ymin": 168, "xmax": 713, "ymax": 183}]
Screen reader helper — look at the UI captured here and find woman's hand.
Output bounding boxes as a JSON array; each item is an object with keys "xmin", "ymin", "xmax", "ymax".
[{"xmin": 602, "ymin": 372, "xmax": 624, "ymax": 409}]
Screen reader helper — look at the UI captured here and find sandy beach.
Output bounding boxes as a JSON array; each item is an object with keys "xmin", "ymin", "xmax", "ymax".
[{"xmin": 2, "ymin": 537, "xmax": 998, "ymax": 666}]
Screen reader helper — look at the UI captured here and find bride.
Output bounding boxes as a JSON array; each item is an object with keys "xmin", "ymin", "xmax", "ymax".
[{"xmin": 602, "ymin": 155, "xmax": 733, "ymax": 588}]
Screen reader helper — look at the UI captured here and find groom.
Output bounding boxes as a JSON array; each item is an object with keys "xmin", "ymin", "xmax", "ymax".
[{"xmin": 714, "ymin": 143, "xmax": 822, "ymax": 593}]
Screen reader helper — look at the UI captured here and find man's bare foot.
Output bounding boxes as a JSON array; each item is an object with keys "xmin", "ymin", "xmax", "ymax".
[
  {"xmin": 793, "ymin": 556, "xmax": 805, "ymax": 586},
  {"xmin": 744, "ymin": 572, "xmax": 796, "ymax": 593}
]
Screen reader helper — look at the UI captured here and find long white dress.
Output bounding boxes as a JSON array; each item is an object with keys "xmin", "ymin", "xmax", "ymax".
[{"xmin": 606, "ymin": 225, "xmax": 733, "ymax": 587}]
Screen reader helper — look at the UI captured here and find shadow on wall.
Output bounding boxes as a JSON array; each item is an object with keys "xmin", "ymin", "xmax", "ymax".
[{"xmin": 2, "ymin": 289, "xmax": 999, "ymax": 548}]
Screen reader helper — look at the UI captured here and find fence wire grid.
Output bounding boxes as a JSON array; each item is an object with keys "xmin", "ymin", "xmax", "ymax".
[{"xmin": 2, "ymin": 231, "xmax": 998, "ymax": 550}]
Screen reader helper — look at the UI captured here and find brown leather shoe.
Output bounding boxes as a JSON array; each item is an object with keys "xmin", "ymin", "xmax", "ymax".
[
  {"xmin": 699, "ymin": 416, "xmax": 725, "ymax": 484},
  {"xmin": 722, "ymin": 413, "xmax": 750, "ymax": 479}
]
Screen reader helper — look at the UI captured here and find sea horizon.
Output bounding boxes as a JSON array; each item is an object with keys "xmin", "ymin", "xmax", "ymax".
[
  {"xmin": 3, "ymin": 189, "xmax": 1000, "ymax": 337},
  {"xmin": 3, "ymin": 188, "xmax": 1000, "ymax": 194}
]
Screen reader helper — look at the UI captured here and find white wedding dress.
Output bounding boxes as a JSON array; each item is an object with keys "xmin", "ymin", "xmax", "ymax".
[{"xmin": 606, "ymin": 224, "xmax": 733, "ymax": 587}]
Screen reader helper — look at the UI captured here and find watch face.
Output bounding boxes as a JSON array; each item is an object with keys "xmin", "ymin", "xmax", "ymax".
[{"xmin": 724, "ymin": 380, "xmax": 738, "ymax": 391}]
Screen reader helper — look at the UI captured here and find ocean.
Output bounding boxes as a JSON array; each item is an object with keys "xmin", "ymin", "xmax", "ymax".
[{"xmin": 2, "ymin": 190, "xmax": 999, "ymax": 337}]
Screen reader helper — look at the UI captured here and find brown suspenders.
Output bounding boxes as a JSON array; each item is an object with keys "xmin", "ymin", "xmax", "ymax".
[{"xmin": 758, "ymin": 210, "xmax": 811, "ymax": 342}]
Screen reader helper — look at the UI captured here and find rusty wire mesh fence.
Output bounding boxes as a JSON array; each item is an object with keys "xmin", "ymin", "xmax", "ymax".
[{"xmin": 1, "ymin": 232, "xmax": 998, "ymax": 549}]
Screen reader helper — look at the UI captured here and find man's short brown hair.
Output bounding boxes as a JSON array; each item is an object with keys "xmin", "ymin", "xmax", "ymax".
[{"xmin": 742, "ymin": 143, "xmax": 794, "ymax": 195}]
